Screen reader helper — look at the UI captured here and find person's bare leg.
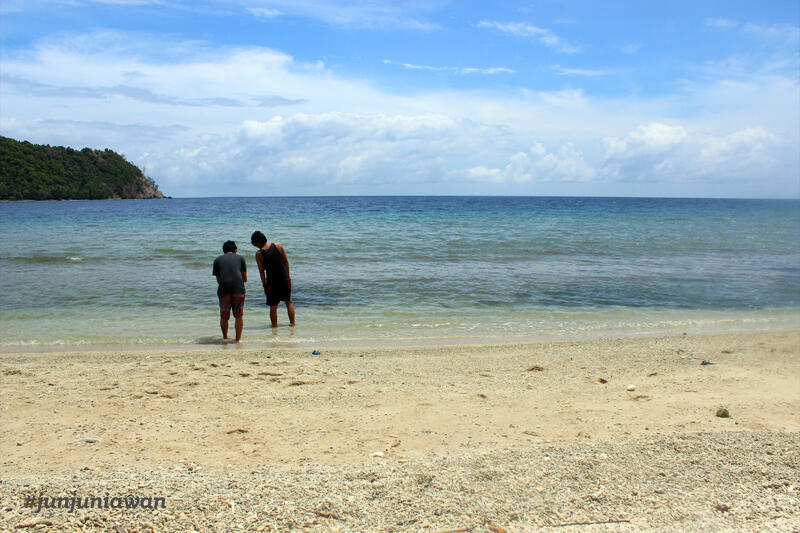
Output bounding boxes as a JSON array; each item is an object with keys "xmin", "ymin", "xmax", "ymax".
[
  {"xmin": 220, "ymin": 318, "xmax": 229, "ymax": 339},
  {"xmin": 269, "ymin": 305, "xmax": 279, "ymax": 327},
  {"xmin": 234, "ymin": 316, "xmax": 243, "ymax": 342},
  {"xmin": 286, "ymin": 301, "xmax": 295, "ymax": 326}
]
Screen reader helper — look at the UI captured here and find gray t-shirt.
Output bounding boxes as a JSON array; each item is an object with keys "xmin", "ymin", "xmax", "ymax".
[{"xmin": 212, "ymin": 253, "xmax": 246, "ymax": 297}]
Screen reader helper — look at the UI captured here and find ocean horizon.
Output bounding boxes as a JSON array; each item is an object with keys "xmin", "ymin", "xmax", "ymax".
[{"xmin": 1, "ymin": 195, "xmax": 798, "ymax": 350}]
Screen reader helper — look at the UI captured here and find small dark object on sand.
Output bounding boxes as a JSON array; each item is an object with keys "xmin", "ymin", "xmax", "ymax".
[
  {"xmin": 312, "ymin": 350, "xmax": 320, "ymax": 355},
  {"xmin": 701, "ymin": 360, "xmax": 715, "ymax": 365},
  {"xmin": 716, "ymin": 407, "xmax": 730, "ymax": 418}
]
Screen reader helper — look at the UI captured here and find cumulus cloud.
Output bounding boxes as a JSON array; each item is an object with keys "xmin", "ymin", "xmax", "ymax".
[
  {"xmin": 602, "ymin": 122, "xmax": 784, "ymax": 183},
  {"xmin": 1, "ymin": 31, "xmax": 797, "ymax": 197},
  {"xmin": 469, "ymin": 143, "xmax": 595, "ymax": 183},
  {"xmin": 604, "ymin": 123, "xmax": 689, "ymax": 157},
  {"xmin": 152, "ymin": 112, "xmax": 496, "ymax": 191},
  {"xmin": 467, "ymin": 122, "xmax": 787, "ymax": 192}
]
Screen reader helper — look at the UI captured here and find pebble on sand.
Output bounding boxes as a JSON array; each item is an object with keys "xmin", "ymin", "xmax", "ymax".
[
  {"xmin": 626, "ymin": 384, "xmax": 636, "ymax": 392},
  {"xmin": 16, "ymin": 518, "xmax": 53, "ymax": 528},
  {"xmin": 716, "ymin": 407, "xmax": 731, "ymax": 418}
]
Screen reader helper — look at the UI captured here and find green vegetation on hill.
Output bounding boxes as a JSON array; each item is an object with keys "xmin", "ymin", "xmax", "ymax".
[{"xmin": 0, "ymin": 136, "xmax": 165, "ymax": 201}]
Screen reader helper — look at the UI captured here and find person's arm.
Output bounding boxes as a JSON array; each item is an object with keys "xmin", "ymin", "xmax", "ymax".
[
  {"xmin": 255, "ymin": 251, "xmax": 267, "ymax": 286},
  {"xmin": 213, "ymin": 259, "xmax": 221, "ymax": 284},
  {"xmin": 277, "ymin": 243, "xmax": 291, "ymax": 279},
  {"xmin": 241, "ymin": 257, "xmax": 248, "ymax": 283}
]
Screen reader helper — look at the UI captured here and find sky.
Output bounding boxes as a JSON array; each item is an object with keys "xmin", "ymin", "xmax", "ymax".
[{"xmin": 1, "ymin": 1, "xmax": 798, "ymax": 198}]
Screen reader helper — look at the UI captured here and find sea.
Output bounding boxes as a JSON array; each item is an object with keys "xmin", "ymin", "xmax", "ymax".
[{"xmin": 1, "ymin": 196, "xmax": 798, "ymax": 350}]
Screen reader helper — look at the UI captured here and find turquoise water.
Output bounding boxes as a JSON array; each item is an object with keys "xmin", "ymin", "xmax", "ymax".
[{"xmin": 1, "ymin": 196, "xmax": 798, "ymax": 348}]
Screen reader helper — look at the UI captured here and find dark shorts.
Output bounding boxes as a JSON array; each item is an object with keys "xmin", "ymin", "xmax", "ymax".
[
  {"xmin": 265, "ymin": 280, "xmax": 291, "ymax": 307},
  {"xmin": 219, "ymin": 293, "xmax": 245, "ymax": 319}
]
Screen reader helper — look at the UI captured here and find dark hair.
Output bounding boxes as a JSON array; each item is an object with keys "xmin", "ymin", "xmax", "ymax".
[
  {"xmin": 222, "ymin": 240, "xmax": 237, "ymax": 253},
  {"xmin": 251, "ymin": 230, "xmax": 267, "ymax": 247}
]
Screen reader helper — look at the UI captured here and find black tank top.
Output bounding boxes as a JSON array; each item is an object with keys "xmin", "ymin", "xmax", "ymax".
[{"xmin": 261, "ymin": 244, "xmax": 288, "ymax": 286}]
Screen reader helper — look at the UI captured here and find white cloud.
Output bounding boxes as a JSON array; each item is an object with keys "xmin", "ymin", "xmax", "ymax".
[
  {"xmin": 532, "ymin": 88, "xmax": 588, "ymax": 109},
  {"xmin": 133, "ymin": 111, "xmax": 502, "ymax": 193},
  {"xmin": 248, "ymin": 7, "xmax": 280, "ymax": 17},
  {"xmin": 1, "ymin": 32, "xmax": 797, "ymax": 197},
  {"xmin": 625, "ymin": 122, "xmax": 688, "ymax": 152},
  {"xmin": 478, "ymin": 21, "xmax": 580, "ymax": 54},
  {"xmin": 602, "ymin": 122, "xmax": 690, "ymax": 161},
  {"xmin": 551, "ymin": 64, "xmax": 607, "ymax": 76},
  {"xmin": 707, "ymin": 18, "xmax": 799, "ymax": 48},
  {"xmin": 0, "ymin": 118, "xmax": 187, "ymax": 153},
  {"xmin": 699, "ymin": 127, "xmax": 777, "ymax": 169},
  {"xmin": 383, "ymin": 59, "xmax": 515, "ymax": 75},
  {"xmin": 468, "ymin": 121, "xmax": 788, "ymax": 191},
  {"xmin": 237, "ymin": 0, "xmax": 443, "ymax": 30},
  {"xmin": 744, "ymin": 23, "xmax": 800, "ymax": 43},
  {"xmin": 602, "ymin": 123, "xmax": 784, "ymax": 183},
  {"xmin": 469, "ymin": 143, "xmax": 595, "ymax": 183}
]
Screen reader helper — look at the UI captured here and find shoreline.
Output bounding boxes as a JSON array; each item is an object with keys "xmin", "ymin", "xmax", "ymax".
[
  {"xmin": 1, "ymin": 329, "xmax": 798, "ymax": 531},
  {"xmin": 2, "ymin": 311, "xmax": 798, "ymax": 354}
]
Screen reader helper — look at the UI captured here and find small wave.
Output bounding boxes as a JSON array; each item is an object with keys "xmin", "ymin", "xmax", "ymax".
[{"xmin": 1, "ymin": 255, "xmax": 96, "ymax": 264}]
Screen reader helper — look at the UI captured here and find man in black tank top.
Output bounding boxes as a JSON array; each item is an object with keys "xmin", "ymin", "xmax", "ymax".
[{"xmin": 251, "ymin": 230, "xmax": 295, "ymax": 328}]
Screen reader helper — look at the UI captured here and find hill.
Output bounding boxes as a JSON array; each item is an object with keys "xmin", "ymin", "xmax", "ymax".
[{"xmin": 0, "ymin": 136, "xmax": 165, "ymax": 200}]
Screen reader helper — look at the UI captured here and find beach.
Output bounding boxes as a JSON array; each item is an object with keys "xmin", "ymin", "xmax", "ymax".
[{"xmin": 2, "ymin": 329, "xmax": 798, "ymax": 531}]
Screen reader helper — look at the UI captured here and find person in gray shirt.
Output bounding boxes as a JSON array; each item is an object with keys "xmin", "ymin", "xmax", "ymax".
[{"xmin": 212, "ymin": 240, "xmax": 247, "ymax": 342}]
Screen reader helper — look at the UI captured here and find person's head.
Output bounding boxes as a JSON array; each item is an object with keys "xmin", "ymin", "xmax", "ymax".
[
  {"xmin": 222, "ymin": 240, "xmax": 237, "ymax": 253},
  {"xmin": 251, "ymin": 230, "xmax": 267, "ymax": 248}
]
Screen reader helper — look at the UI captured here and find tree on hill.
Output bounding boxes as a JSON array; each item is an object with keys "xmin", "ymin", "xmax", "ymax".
[{"xmin": 0, "ymin": 136, "xmax": 165, "ymax": 200}]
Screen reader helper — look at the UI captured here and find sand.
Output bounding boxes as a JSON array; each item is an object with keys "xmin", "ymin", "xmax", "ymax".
[{"xmin": 1, "ymin": 329, "xmax": 798, "ymax": 531}]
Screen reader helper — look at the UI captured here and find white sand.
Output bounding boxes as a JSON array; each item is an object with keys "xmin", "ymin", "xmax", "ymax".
[{"xmin": 1, "ymin": 329, "xmax": 798, "ymax": 531}]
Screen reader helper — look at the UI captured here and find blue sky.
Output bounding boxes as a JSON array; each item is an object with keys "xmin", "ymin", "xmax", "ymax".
[{"xmin": 1, "ymin": 1, "xmax": 798, "ymax": 198}]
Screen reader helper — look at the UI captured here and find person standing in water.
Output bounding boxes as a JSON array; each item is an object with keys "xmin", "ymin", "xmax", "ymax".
[
  {"xmin": 251, "ymin": 230, "xmax": 295, "ymax": 328},
  {"xmin": 212, "ymin": 240, "xmax": 247, "ymax": 343}
]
